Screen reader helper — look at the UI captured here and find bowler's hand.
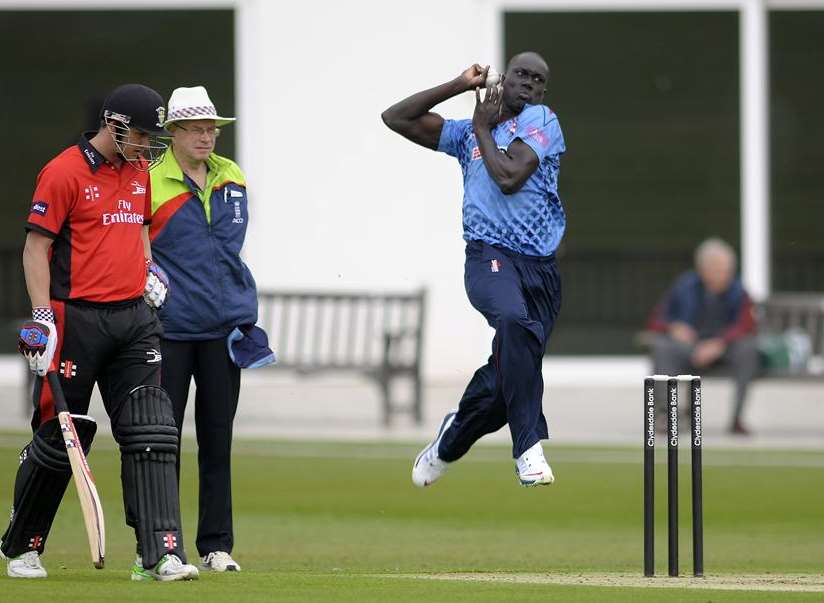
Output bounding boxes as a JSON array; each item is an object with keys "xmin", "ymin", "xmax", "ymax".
[
  {"xmin": 692, "ymin": 338, "xmax": 726, "ymax": 368},
  {"xmin": 473, "ymin": 80, "xmax": 502, "ymax": 131},
  {"xmin": 459, "ymin": 64, "xmax": 487, "ymax": 91},
  {"xmin": 669, "ymin": 321, "xmax": 697, "ymax": 346}
]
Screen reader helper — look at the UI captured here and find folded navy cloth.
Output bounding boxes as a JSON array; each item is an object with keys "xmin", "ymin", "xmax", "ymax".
[{"xmin": 226, "ymin": 324, "xmax": 276, "ymax": 369}]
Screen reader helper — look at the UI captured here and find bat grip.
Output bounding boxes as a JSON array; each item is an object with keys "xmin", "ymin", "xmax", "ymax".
[{"xmin": 46, "ymin": 372, "xmax": 70, "ymax": 414}]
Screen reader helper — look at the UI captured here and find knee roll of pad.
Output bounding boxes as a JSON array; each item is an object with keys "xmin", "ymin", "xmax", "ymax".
[
  {"xmin": 116, "ymin": 385, "xmax": 186, "ymax": 568},
  {"xmin": 116, "ymin": 385, "xmax": 179, "ymax": 454},
  {"xmin": 28, "ymin": 415, "xmax": 97, "ymax": 472}
]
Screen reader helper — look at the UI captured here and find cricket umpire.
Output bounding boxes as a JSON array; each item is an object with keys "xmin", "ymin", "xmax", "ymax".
[
  {"xmin": 148, "ymin": 86, "xmax": 267, "ymax": 573},
  {"xmin": 383, "ymin": 52, "xmax": 567, "ymax": 488},
  {"xmin": 2, "ymin": 84, "xmax": 199, "ymax": 581}
]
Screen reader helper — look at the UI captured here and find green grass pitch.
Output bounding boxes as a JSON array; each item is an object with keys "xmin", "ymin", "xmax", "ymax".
[{"xmin": 0, "ymin": 433, "xmax": 822, "ymax": 601}]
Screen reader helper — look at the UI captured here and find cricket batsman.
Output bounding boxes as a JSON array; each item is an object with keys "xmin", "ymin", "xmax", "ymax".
[{"xmin": 2, "ymin": 84, "xmax": 198, "ymax": 581}]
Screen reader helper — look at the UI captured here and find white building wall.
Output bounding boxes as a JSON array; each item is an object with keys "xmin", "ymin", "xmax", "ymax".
[{"xmin": 238, "ymin": 0, "xmax": 499, "ymax": 379}]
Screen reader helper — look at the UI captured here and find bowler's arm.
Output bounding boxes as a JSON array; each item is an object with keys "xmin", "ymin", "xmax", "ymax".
[
  {"xmin": 382, "ymin": 65, "xmax": 486, "ymax": 150},
  {"xmin": 470, "ymin": 84, "xmax": 542, "ymax": 194},
  {"xmin": 475, "ymin": 133, "xmax": 539, "ymax": 194}
]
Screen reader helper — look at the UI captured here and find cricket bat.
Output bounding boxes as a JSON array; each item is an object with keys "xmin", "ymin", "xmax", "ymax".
[{"xmin": 46, "ymin": 371, "xmax": 106, "ymax": 569}]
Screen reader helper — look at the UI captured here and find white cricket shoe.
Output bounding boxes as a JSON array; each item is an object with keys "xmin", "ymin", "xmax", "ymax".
[
  {"xmin": 7, "ymin": 551, "xmax": 47, "ymax": 578},
  {"xmin": 412, "ymin": 411, "xmax": 456, "ymax": 487},
  {"xmin": 515, "ymin": 441, "xmax": 555, "ymax": 487},
  {"xmin": 131, "ymin": 554, "xmax": 199, "ymax": 582},
  {"xmin": 201, "ymin": 551, "xmax": 241, "ymax": 572}
]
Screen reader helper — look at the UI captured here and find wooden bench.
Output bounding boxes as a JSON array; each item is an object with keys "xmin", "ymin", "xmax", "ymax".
[
  {"xmin": 256, "ymin": 288, "xmax": 427, "ymax": 426},
  {"xmin": 756, "ymin": 293, "xmax": 824, "ymax": 379}
]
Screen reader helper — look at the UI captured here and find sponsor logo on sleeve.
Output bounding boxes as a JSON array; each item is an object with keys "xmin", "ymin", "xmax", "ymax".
[
  {"xmin": 31, "ymin": 201, "xmax": 49, "ymax": 216},
  {"xmin": 527, "ymin": 126, "xmax": 549, "ymax": 147}
]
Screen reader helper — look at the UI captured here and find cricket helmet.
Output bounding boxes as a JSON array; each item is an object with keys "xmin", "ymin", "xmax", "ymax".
[{"xmin": 101, "ymin": 83, "xmax": 168, "ymax": 170}]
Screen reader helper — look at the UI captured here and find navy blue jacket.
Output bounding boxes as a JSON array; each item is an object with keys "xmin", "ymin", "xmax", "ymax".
[
  {"xmin": 149, "ymin": 149, "xmax": 257, "ymax": 340},
  {"xmin": 648, "ymin": 271, "xmax": 756, "ymax": 342}
]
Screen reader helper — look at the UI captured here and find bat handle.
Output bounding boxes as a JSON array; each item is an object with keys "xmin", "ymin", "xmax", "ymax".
[{"xmin": 46, "ymin": 371, "xmax": 70, "ymax": 415}]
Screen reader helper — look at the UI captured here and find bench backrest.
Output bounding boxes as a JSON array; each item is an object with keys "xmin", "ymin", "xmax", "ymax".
[
  {"xmin": 758, "ymin": 293, "xmax": 824, "ymax": 357},
  {"xmin": 257, "ymin": 289, "xmax": 426, "ymax": 372}
]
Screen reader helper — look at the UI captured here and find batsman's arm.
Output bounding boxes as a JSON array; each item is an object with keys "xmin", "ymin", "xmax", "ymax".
[
  {"xmin": 22, "ymin": 231, "xmax": 53, "ymax": 308},
  {"xmin": 381, "ymin": 64, "xmax": 487, "ymax": 150},
  {"xmin": 141, "ymin": 225, "xmax": 152, "ymax": 262},
  {"xmin": 142, "ymin": 226, "xmax": 169, "ymax": 309}
]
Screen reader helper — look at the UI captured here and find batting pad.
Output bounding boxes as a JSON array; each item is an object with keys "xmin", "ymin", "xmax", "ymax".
[
  {"xmin": 0, "ymin": 417, "xmax": 96, "ymax": 557},
  {"xmin": 115, "ymin": 385, "xmax": 186, "ymax": 568}
]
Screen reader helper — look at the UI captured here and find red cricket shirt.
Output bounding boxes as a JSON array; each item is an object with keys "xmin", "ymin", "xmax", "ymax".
[{"xmin": 25, "ymin": 134, "xmax": 151, "ymax": 302}]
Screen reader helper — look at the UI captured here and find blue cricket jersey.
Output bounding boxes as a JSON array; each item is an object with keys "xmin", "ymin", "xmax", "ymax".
[{"xmin": 438, "ymin": 104, "xmax": 566, "ymax": 257}]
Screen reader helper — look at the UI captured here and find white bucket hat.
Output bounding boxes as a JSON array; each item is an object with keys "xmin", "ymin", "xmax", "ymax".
[{"xmin": 162, "ymin": 85, "xmax": 236, "ymax": 127}]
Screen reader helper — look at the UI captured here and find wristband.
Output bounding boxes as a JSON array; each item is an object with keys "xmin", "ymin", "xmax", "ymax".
[{"xmin": 32, "ymin": 306, "xmax": 55, "ymax": 323}]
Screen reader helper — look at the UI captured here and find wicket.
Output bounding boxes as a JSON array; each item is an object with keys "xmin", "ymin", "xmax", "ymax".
[{"xmin": 643, "ymin": 374, "xmax": 703, "ymax": 578}]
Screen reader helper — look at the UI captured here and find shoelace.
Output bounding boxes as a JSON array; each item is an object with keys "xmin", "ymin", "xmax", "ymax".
[
  {"xmin": 161, "ymin": 554, "xmax": 184, "ymax": 570},
  {"xmin": 19, "ymin": 552, "xmax": 41, "ymax": 568},
  {"xmin": 522, "ymin": 452, "xmax": 545, "ymax": 468},
  {"xmin": 206, "ymin": 552, "xmax": 234, "ymax": 565}
]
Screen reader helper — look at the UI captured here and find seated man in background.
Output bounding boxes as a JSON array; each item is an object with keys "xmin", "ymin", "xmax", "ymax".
[{"xmin": 648, "ymin": 238, "xmax": 760, "ymax": 435}]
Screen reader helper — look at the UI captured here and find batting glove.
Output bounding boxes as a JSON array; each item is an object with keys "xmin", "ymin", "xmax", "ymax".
[
  {"xmin": 144, "ymin": 260, "xmax": 170, "ymax": 309},
  {"xmin": 18, "ymin": 307, "xmax": 57, "ymax": 376}
]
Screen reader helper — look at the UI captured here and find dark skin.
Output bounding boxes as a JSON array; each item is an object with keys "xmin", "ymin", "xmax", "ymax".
[{"xmin": 382, "ymin": 52, "xmax": 549, "ymax": 194}]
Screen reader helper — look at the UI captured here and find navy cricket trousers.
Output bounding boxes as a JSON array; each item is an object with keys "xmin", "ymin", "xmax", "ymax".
[
  {"xmin": 162, "ymin": 338, "xmax": 241, "ymax": 556},
  {"xmin": 439, "ymin": 240, "xmax": 562, "ymax": 461}
]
